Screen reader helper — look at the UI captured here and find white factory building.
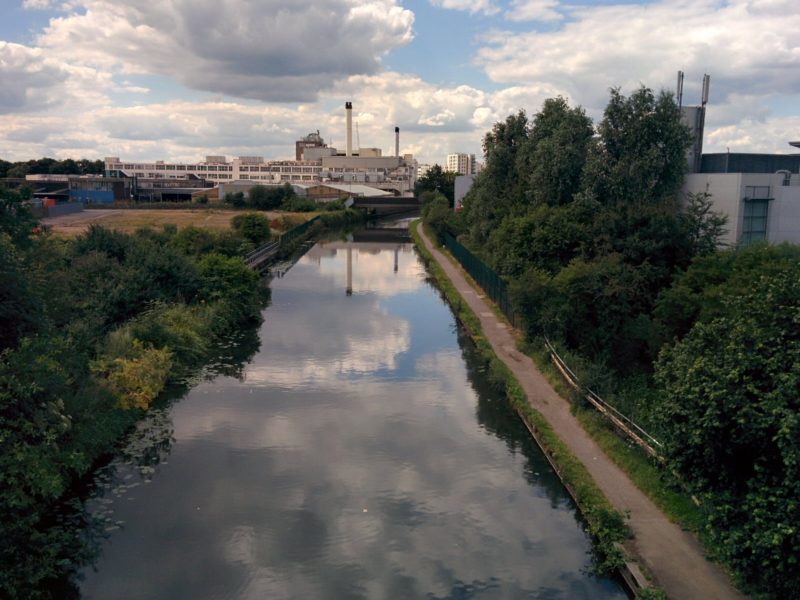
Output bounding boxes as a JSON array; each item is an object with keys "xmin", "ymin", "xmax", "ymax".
[
  {"xmin": 105, "ymin": 103, "xmax": 417, "ymax": 195},
  {"xmin": 677, "ymin": 72, "xmax": 800, "ymax": 246},
  {"xmin": 684, "ymin": 157, "xmax": 800, "ymax": 246}
]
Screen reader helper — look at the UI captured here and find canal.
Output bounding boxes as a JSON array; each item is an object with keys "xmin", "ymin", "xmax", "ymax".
[{"xmin": 78, "ymin": 234, "xmax": 628, "ymax": 599}]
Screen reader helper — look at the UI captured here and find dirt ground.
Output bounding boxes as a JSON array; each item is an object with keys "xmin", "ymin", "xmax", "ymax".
[{"xmin": 41, "ymin": 208, "xmax": 296, "ymax": 236}]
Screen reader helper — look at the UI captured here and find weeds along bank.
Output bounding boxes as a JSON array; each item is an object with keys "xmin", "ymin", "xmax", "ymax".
[{"xmin": 0, "ymin": 189, "xmax": 277, "ymax": 596}]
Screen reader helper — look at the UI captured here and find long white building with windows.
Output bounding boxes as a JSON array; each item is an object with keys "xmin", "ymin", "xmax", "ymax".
[{"xmin": 105, "ymin": 102, "xmax": 418, "ymax": 195}]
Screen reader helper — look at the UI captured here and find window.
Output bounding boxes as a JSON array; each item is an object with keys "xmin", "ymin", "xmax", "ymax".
[
  {"xmin": 741, "ymin": 199, "xmax": 769, "ymax": 245},
  {"xmin": 744, "ymin": 185, "xmax": 770, "ymax": 199}
]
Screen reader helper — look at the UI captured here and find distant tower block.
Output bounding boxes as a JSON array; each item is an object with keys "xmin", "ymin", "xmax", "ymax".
[{"xmin": 346, "ymin": 245, "xmax": 353, "ymax": 296}]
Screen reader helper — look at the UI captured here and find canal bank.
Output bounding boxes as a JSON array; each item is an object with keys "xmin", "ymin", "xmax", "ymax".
[{"xmin": 412, "ymin": 221, "xmax": 746, "ymax": 600}]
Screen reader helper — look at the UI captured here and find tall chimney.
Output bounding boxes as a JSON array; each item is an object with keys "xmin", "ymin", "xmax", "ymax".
[
  {"xmin": 395, "ymin": 126, "xmax": 400, "ymax": 157},
  {"xmin": 345, "ymin": 102, "xmax": 353, "ymax": 157}
]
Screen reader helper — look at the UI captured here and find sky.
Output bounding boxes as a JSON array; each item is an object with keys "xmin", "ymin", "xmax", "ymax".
[{"xmin": 1, "ymin": 0, "xmax": 798, "ymax": 165}]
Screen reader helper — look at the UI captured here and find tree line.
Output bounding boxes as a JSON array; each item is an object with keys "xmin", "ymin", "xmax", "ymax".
[
  {"xmin": 422, "ymin": 88, "xmax": 799, "ymax": 598},
  {"xmin": 0, "ymin": 186, "xmax": 272, "ymax": 596},
  {"xmin": 0, "ymin": 158, "xmax": 104, "ymax": 179}
]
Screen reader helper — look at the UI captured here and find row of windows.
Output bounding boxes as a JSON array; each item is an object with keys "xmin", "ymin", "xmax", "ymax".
[{"xmin": 118, "ymin": 164, "xmax": 234, "ymax": 172}]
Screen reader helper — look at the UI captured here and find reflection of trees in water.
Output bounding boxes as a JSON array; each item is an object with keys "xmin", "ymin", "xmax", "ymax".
[
  {"xmin": 455, "ymin": 327, "xmax": 582, "ymax": 514},
  {"xmin": 48, "ymin": 317, "xmax": 264, "ymax": 595}
]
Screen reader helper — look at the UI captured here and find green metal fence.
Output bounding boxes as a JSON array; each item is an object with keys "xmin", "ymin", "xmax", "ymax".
[
  {"xmin": 443, "ymin": 232, "xmax": 520, "ymax": 328},
  {"xmin": 279, "ymin": 215, "xmax": 320, "ymax": 247}
]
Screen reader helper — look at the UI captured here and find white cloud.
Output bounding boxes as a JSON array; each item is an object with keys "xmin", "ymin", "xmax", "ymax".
[
  {"xmin": 22, "ymin": 0, "xmax": 55, "ymax": 8},
  {"xmin": 0, "ymin": 42, "xmax": 111, "ymax": 115},
  {"xmin": 38, "ymin": 0, "xmax": 415, "ymax": 102},
  {"xmin": 505, "ymin": 0, "xmax": 562, "ymax": 22},
  {"xmin": 477, "ymin": 0, "xmax": 800, "ymax": 113},
  {"xmin": 430, "ymin": 0, "xmax": 500, "ymax": 16}
]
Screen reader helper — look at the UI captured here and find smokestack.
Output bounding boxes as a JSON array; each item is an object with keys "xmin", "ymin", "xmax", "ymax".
[
  {"xmin": 676, "ymin": 70, "xmax": 684, "ymax": 109},
  {"xmin": 395, "ymin": 126, "xmax": 400, "ymax": 157},
  {"xmin": 345, "ymin": 102, "xmax": 353, "ymax": 157}
]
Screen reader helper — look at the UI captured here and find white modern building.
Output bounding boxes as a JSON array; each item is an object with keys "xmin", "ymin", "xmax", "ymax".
[
  {"xmin": 684, "ymin": 165, "xmax": 800, "ymax": 246},
  {"xmin": 446, "ymin": 153, "xmax": 476, "ymax": 175}
]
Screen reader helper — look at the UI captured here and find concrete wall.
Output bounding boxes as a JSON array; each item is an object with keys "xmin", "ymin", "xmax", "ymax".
[
  {"xmin": 454, "ymin": 175, "xmax": 475, "ymax": 211},
  {"xmin": 684, "ymin": 172, "xmax": 800, "ymax": 245},
  {"xmin": 770, "ymin": 177, "xmax": 800, "ymax": 243}
]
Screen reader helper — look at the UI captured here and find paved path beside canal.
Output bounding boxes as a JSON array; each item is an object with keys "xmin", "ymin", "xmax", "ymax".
[{"xmin": 416, "ymin": 222, "xmax": 746, "ymax": 600}]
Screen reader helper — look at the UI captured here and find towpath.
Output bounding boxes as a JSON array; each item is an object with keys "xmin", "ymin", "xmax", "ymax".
[{"xmin": 416, "ymin": 222, "xmax": 745, "ymax": 600}]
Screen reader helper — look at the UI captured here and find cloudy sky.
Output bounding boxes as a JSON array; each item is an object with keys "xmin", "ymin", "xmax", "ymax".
[{"xmin": 1, "ymin": 0, "xmax": 798, "ymax": 164}]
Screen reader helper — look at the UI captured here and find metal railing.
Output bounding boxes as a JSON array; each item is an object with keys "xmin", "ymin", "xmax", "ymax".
[
  {"xmin": 243, "ymin": 215, "xmax": 321, "ymax": 268},
  {"xmin": 443, "ymin": 232, "xmax": 521, "ymax": 329},
  {"xmin": 279, "ymin": 215, "xmax": 319, "ymax": 246},
  {"xmin": 544, "ymin": 337, "xmax": 663, "ymax": 457},
  {"xmin": 243, "ymin": 240, "xmax": 279, "ymax": 267}
]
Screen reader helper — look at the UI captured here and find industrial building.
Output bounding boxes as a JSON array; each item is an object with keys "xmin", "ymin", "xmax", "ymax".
[
  {"xmin": 678, "ymin": 72, "xmax": 800, "ymax": 246},
  {"xmin": 105, "ymin": 101, "xmax": 418, "ymax": 196}
]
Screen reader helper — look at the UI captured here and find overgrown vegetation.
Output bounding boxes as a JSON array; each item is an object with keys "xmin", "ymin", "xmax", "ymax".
[
  {"xmin": 0, "ymin": 186, "xmax": 267, "ymax": 597},
  {"xmin": 424, "ymin": 87, "xmax": 799, "ymax": 598}
]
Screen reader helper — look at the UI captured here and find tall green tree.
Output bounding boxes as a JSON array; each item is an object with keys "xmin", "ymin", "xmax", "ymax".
[
  {"xmin": 583, "ymin": 87, "xmax": 692, "ymax": 209},
  {"xmin": 517, "ymin": 97, "xmax": 594, "ymax": 208},
  {"xmin": 415, "ymin": 164, "xmax": 456, "ymax": 207},
  {"xmin": 461, "ymin": 110, "xmax": 529, "ymax": 244}
]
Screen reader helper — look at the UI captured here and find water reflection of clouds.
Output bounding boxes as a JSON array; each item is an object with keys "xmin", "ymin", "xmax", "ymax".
[
  {"xmin": 80, "ymin": 243, "xmax": 626, "ymax": 600},
  {"xmin": 298, "ymin": 243, "xmax": 425, "ymax": 297}
]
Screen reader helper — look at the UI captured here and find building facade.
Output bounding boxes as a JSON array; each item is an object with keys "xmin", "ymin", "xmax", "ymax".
[
  {"xmin": 105, "ymin": 153, "xmax": 416, "ymax": 195},
  {"xmin": 684, "ymin": 169, "xmax": 800, "ymax": 246},
  {"xmin": 446, "ymin": 153, "xmax": 476, "ymax": 175}
]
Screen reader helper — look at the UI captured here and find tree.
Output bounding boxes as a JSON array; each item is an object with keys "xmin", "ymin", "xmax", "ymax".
[
  {"xmin": 460, "ymin": 111, "xmax": 530, "ymax": 245},
  {"xmin": 415, "ymin": 164, "xmax": 456, "ymax": 207},
  {"xmin": 682, "ymin": 191, "xmax": 728, "ymax": 255},
  {"xmin": 224, "ymin": 191, "xmax": 246, "ymax": 208},
  {"xmin": 0, "ymin": 187, "xmax": 37, "ymax": 248},
  {"xmin": 420, "ymin": 191, "xmax": 452, "ymax": 244},
  {"xmin": 248, "ymin": 184, "xmax": 293, "ymax": 210},
  {"xmin": 583, "ymin": 87, "xmax": 692, "ymax": 209},
  {"xmin": 517, "ymin": 97, "xmax": 594, "ymax": 208},
  {"xmin": 231, "ymin": 212, "xmax": 271, "ymax": 245},
  {"xmin": 655, "ymin": 270, "xmax": 800, "ymax": 597}
]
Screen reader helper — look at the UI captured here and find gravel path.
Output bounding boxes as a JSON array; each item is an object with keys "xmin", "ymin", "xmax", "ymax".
[{"xmin": 416, "ymin": 222, "xmax": 745, "ymax": 600}]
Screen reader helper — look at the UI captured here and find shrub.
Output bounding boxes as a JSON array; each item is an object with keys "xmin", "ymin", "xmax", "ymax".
[{"xmin": 231, "ymin": 212, "xmax": 271, "ymax": 245}]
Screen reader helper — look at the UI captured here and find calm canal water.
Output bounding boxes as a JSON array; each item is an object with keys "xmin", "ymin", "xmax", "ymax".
[{"xmin": 79, "ymin": 235, "xmax": 627, "ymax": 599}]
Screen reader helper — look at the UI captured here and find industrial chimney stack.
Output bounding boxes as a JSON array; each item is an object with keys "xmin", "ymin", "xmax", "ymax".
[
  {"xmin": 395, "ymin": 126, "xmax": 400, "ymax": 157},
  {"xmin": 345, "ymin": 102, "xmax": 353, "ymax": 157}
]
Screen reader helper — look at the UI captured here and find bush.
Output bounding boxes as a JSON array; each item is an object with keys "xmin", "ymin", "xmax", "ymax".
[
  {"xmin": 420, "ymin": 191, "xmax": 452, "ymax": 244},
  {"xmin": 655, "ymin": 271, "xmax": 800, "ymax": 597},
  {"xmin": 231, "ymin": 212, "xmax": 271, "ymax": 245}
]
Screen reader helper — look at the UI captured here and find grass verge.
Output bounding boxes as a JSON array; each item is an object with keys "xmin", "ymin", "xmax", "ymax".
[{"xmin": 410, "ymin": 220, "xmax": 630, "ymax": 573}]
